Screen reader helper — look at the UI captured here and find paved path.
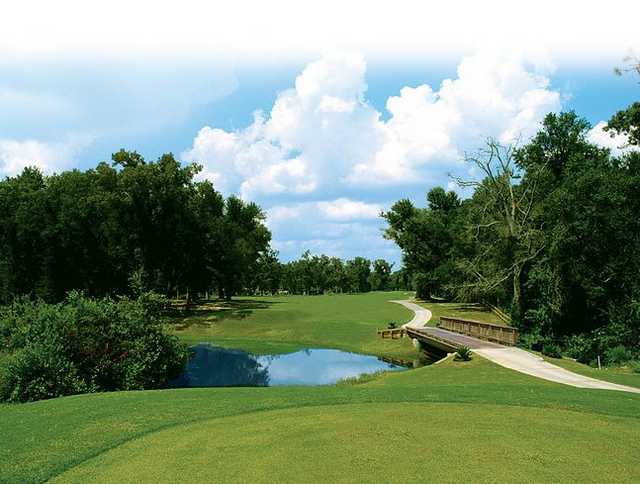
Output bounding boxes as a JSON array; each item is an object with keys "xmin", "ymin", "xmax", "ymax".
[
  {"xmin": 391, "ymin": 300, "xmax": 640, "ymax": 394},
  {"xmin": 391, "ymin": 300, "xmax": 432, "ymax": 329}
]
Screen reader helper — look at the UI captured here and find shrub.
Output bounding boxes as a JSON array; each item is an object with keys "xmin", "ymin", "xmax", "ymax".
[
  {"xmin": 564, "ymin": 334, "xmax": 595, "ymax": 364},
  {"xmin": 0, "ymin": 291, "xmax": 189, "ymax": 402},
  {"xmin": 541, "ymin": 341, "xmax": 563, "ymax": 359},
  {"xmin": 454, "ymin": 346, "xmax": 472, "ymax": 361},
  {"xmin": 387, "ymin": 322, "xmax": 397, "ymax": 329},
  {"xmin": 605, "ymin": 345, "xmax": 632, "ymax": 366},
  {"xmin": 629, "ymin": 361, "xmax": 640, "ymax": 374}
]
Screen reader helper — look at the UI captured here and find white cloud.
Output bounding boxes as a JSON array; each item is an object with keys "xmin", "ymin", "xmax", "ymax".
[
  {"xmin": 0, "ymin": 138, "xmax": 83, "ymax": 177},
  {"xmin": 587, "ymin": 121, "xmax": 635, "ymax": 156},
  {"xmin": 317, "ymin": 198, "xmax": 382, "ymax": 221},
  {"xmin": 183, "ymin": 51, "xmax": 561, "ymax": 199}
]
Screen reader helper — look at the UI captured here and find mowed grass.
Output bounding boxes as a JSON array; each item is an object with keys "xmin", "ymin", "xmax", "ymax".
[
  {"xmin": 2, "ymin": 357, "xmax": 640, "ymax": 483},
  {"xmin": 2, "ymin": 293, "xmax": 640, "ymax": 483},
  {"xmin": 539, "ymin": 354, "xmax": 640, "ymax": 389},
  {"xmin": 170, "ymin": 291, "xmax": 419, "ymax": 360},
  {"xmin": 414, "ymin": 301, "xmax": 505, "ymax": 326}
]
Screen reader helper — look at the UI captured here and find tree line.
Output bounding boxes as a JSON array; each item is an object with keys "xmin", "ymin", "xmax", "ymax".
[
  {"xmin": 0, "ymin": 150, "xmax": 270, "ymax": 303},
  {"xmin": 246, "ymin": 249, "xmax": 409, "ymax": 295},
  {"xmin": 384, "ymin": 103, "xmax": 640, "ymax": 365}
]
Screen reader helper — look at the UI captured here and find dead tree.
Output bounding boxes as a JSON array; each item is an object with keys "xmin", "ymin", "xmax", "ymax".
[{"xmin": 452, "ymin": 139, "xmax": 546, "ymax": 323}]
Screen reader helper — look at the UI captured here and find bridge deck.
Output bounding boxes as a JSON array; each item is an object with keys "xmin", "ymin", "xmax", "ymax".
[{"xmin": 408, "ymin": 326, "xmax": 503, "ymax": 350}]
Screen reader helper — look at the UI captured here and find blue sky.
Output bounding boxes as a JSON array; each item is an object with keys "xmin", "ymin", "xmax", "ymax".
[{"xmin": 1, "ymin": 1, "xmax": 638, "ymax": 266}]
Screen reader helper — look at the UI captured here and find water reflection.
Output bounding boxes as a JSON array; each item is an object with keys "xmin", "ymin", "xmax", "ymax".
[{"xmin": 170, "ymin": 344, "xmax": 413, "ymax": 388}]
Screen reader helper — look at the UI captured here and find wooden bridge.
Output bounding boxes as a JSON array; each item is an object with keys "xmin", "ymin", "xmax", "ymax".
[{"xmin": 380, "ymin": 315, "xmax": 518, "ymax": 357}]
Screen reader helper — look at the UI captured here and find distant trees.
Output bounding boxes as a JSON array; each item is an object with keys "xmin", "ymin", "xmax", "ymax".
[
  {"xmin": 383, "ymin": 107, "xmax": 640, "ymax": 364},
  {"xmin": 0, "ymin": 150, "xmax": 271, "ymax": 303},
  {"xmin": 247, "ymin": 251, "xmax": 402, "ymax": 295}
]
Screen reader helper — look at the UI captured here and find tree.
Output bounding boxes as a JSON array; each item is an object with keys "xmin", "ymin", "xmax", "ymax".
[
  {"xmin": 454, "ymin": 139, "xmax": 546, "ymax": 323},
  {"xmin": 369, "ymin": 259, "xmax": 393, "ymax": 291},
  {"xmin": 383, "ymin": 188, "xmax": 462, "ymax": 299}
]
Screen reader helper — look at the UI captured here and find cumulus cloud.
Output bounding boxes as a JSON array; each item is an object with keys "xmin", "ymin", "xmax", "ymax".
[
  {"xmin": 0, "ymin": 136, "xmax": 90, "ymax": 177},
  {"xmin": 317, "ymin": 198, "xmax": 382, "ymax": 221},
  {"xmin": 183, "ymin": 51, "xmax": 561, "ymax": 201},
  {"xmin": 587, "ymin": 121, "xmax": 635, "ymax": 157},
  {"xmin": 182, "ymin": 51, "xmax": 563, "ymax": 263}
]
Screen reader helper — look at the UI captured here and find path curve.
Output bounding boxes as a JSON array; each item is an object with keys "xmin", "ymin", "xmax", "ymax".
[
  {"xmin": 391, "ymin": 300, "xmax": 432, "ymax": 329},
  {"xmin": 391, "ymin": 300, "xmax": 640, "ymax": 394}
]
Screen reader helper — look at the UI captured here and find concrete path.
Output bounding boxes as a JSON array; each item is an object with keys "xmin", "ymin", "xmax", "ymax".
[
  {"xmin": 391, "ymin": 300, "xmax": 640, "ymax": 394},
  {"xmin": 391, "ymin": 300, "xmax": 432, "ymax": 329}
]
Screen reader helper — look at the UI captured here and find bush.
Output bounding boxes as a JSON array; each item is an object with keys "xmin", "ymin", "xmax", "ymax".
[
  {"xmin": 0, "ymin": 291, "xmax": 189, "ymax": 402},
  {"xmin": 629, "ymin": 361, "xmax": 640, "ymax": 374},
  {"xmin": 454, "ymin": 346, "xmax": 472, "ymax": 361},
  {"xmin": 387, "ymin": 322, "xmax": 397, "ymax": 329},
  {"xmin": 605, "ymin": 345, "xmax": 632, "ymax": 366},
  {"xmin": 541, "ymin": 341, "xmax": 563, "ymax": 359},
  {"xmin": 564, "ymin": 334, "xmax": 595, "ymax": 364}
]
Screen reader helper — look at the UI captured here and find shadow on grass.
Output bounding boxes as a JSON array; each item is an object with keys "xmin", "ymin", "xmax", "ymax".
[{"xmin": 169, "ymin": 298, "xmax": 280, "ymax": 329}]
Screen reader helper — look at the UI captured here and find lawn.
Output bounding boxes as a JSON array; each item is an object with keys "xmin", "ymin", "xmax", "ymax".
[
  {"xmin": 538, "ymin": 353, "xmax": 640, "ymax": 389},
  {"xmin": 2, "ymin": 292, "xmax": 640, "ymax": 483},
  {"xmin": 169, "ymin": 291, "xmax": 419, "ymax": 360},
  {"xmin": 2, "ymin": 357, "xmax": 639, "ymax": 483}
]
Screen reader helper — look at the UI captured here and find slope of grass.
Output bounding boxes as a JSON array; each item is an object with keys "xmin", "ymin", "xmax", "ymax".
[
  {"xmin": 414, "ymin": 301, "xmax": 504, "ymax": 326},
  {"xmin": 169, "ymin": 291, "xmax": 418, "ymax": 359},
  {"xmin": 539, "ymin": 354, "xmax": 640, "ymax": 389},
  {"xmin": 2, "ymin": 357, "xmax": 640, "ymax": 483}
]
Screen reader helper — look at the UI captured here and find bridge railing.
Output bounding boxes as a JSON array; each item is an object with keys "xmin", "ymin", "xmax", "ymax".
[{"xmin": 439, "ymin": 317, "xmax": 518, "ymax": 346}]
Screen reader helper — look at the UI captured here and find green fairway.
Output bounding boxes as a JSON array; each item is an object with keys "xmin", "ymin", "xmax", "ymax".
[
  {"xmin": 170, "ymin": 291, "xmax": 419, "ymax": 360},
  {"xmin": 2, "ymin": 357, "xmax": 640, "ymax": 483}
]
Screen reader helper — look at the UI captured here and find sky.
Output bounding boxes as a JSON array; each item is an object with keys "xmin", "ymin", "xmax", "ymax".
[{"xmin": 1, "ymin": 1, "xmax": 639, "ymax": 266}]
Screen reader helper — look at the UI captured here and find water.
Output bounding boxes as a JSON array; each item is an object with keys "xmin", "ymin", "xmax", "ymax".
[{"xmin": 170, "ymin": 344, "xmax": 414, "ymax": 387}]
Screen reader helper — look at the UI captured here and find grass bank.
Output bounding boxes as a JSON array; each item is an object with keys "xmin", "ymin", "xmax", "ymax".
[{"xmin": 538, "ymin": 354, "xmax": 640, "ymax": 389}]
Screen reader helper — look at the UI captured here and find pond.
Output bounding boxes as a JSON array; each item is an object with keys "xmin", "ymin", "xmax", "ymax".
[{"xmin": 170, "ymin": 344, "xmax": 422, "ymax": 387}]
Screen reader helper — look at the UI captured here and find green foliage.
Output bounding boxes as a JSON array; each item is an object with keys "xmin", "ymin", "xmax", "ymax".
[
  {"xmin": 541, "ymin": 340, "xmax": 563, "ymax": 359},
  {"xmin": 605, "ymin": 345, "xmax": 633, "ymax": 366},
  {"xmin": 387, "ymin": 321, "xmax": 397, "ymax": 329},
  {"xmin": 0, "ymin": 152, "xmax": 270, "ymax": 303},
  {"xmin": 605, "ymin": 101, "xmax": 640, "ymax": 146},
  {"xmin": 383, "ymin": 188, "xmax": 463, "ymax": 300},
  {"xmin": 385, "ymin": 106, "xmax": 640, "ymax": 358},
  {"xmin": 0, "ymin": 292, "xmax": 189, "ymax": 402},
  {"xmin": 454, "ymin": 346, "xmax": 472, "ymax": 361}
]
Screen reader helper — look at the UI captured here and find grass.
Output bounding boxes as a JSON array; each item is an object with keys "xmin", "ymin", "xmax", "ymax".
[
  {"xmin": 538, "ymin": 354, "xmax": 640, "ymax": 389},
  {"xmin": 414, "ymin": 301, "xmax": 505, "ymax": 326},
  {"xmin": 2, "ymin": 292, "xmax": 640, "ymax": 483},
  {"xmin": 2, "ymin": 357, "xmax": 639, "ymax": 483},
  {"xmin": 169, "ymin": 291, "xmax": 419, "ymax": 360}
]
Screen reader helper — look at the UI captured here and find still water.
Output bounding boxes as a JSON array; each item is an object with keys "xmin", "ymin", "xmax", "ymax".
[{"xmin": 170, "ymin": 344, "xmax": 413, "ymax": 387}]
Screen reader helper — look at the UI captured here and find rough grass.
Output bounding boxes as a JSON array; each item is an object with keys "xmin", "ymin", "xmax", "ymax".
[{"xmin": 169, "ymin": 291, "xmax": 419, "ymax": 360}]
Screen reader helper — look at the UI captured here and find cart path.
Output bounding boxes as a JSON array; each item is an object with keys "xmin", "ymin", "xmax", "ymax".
[{"xmin": 391, "ymin": 300, "xmax": 640, "ymax": 394}]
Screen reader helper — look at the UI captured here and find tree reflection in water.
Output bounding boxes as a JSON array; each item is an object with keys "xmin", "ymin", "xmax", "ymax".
[{"xmin": 170, "ymin": 344, "xmax": 270, "ymax": 387}]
